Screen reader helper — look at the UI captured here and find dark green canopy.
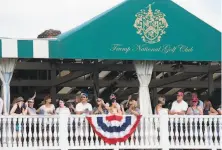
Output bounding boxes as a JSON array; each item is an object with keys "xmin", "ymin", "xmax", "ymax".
[{"xmin": 0, "ymin": 0, "xmax": 221, "ymax": 61}]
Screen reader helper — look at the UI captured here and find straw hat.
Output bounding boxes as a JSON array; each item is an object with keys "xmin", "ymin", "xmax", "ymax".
[{"xmin": 12, "ymin": 97, "xmax": 24, "ymax": 104}]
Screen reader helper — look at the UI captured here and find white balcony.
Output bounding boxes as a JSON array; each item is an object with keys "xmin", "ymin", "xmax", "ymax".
[{"xmin": 0, "ymin": 115, "xmax": 221, "ymax": 150}]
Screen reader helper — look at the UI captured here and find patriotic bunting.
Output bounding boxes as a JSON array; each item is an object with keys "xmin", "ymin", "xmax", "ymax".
[{"xmin": 86, "ymin": 115, "xmax": 141, "ymax": 144}]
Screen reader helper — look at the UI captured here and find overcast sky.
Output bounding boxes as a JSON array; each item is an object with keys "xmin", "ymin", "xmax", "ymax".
[{"xmin": 0, "ymin": 0, "xmax": 221, "ymax": 38}]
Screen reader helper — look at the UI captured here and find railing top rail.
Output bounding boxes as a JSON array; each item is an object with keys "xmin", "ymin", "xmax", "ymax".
[
  {"xmin": 0, "ymin": 115, "xmax": 59, "ymax": 119},
  {"xmin": 168, "ymin": 115, "xmax": 221, "ymax": 119}
]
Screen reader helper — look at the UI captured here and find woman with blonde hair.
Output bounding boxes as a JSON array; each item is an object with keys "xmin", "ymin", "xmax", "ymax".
[
  {"xmin": 203, "ymin": 99, "xmax": 218, "ymax": 115},
  {"xmin": 155, "ymin": 96, "xmax": 168, "ymax": 115}
]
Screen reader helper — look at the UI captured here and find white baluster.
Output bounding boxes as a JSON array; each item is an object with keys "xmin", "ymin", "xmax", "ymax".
[
  {"xmin": 27, "ymin": 118, "xmax": 32, "ymax": 147},
  {"xmin": 219, "ymin": 117, "xmax": 222, "ymax": 146},
  {"xmin": 208, "ymin": 118, "xmax": 213, "ymax": 145},
  {"xmin": 136, "ymin": 118, "xmax": 141, "ymax": 146},
  {"xmin": 55, "ymin": 117, "xmax": 59, "ymax": 147},
  {"xmin": 199, "ymin": 118, "xmax": 204, "ymax": 145},
  {"xmin": 213, "ymin": 118, "xmax": 218, "ymax": 146},
  {"xmin": 84, "ymin": 117, "xmax": 89, "ymax": 146},
  {"xmin": 189, "ymin": 118, "xmax": 194, "ymax": 146},
  {"xmin": 69, "ymin": 117, "xmax": 74, "ymax": 147},
  {"xmin": 140, "ymin": 117, "xmax": 144, "ymax": 146},
  {"xmin": 154, "ymin": 117, "xmax": 159, "ymax": 145},
  {"xmin": 48, "ymin": 118, "xmax": 53, "ymax": 147},
  {"xmin": 79, "ymin": 117, "xmax": 84, "ymax": 146},
  {"xmin": 2, "ymin": 117, "xmax": 7, "ymax": 148},
  {"xmin": 204, "ymin": 118, "xmax": 209, "ymax": 146},
  {"xmin": 194, "ymin": 117, "xmax": 199, "ymax": 146},
  {"xmin": 134, "ymin": 118, "xmax": 139, "ymax": 146},
  {"xmin": 38, "ymin": 118, "xmax": 43, "ymax": 147},
  {"xmin": 33, "ymin": 118, "xmax": 37, "ymax": 147},
  {"xmin": 169, "ymin": 117, "xmax": 174, "ymax": 145},
  {"xmin": 43, "ymin": 118, "xmax": 48, "ymax": 147},
  {"xmin": 174, "ymin": 117, "xmax": 179, "ymax": 146},
  {"xmin": 17, "ymin": 117, "xmax": 22, "ymax": 147},
  {"xmin": 179, "ymin": 117, "xmax": 184, "ymax": 146},
  {"xmin": 12, "ymin": 118, "xmax": 17, "ymax": 147},
  {"xmin": 149, "ymin": 117, "xmax": 154, "ymax": 146},
  {"xmin": 184, "ymin": 117, "xmax": 189, "ymax": 145},
  {"xmin": 7, "ymin": 118, "xmax": 12, "ymax": 148},
  {"xmin": 23, "ymin": 118, "xmax": 27, "ymax": 147},
  {"xmin": 75, "ymin": 117, "xmax": 79, "ymax": 146}
]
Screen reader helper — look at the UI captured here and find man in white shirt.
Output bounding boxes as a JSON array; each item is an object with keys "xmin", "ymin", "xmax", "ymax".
[
  {"xmin": 170, "ymin": 92, "xmax": 188, "ymax": 115},
  {"xmin": 75, "ymin": 93, "xmax": 92, "ymax": 115},
  {"xmin": 0, "ymin": 97, "xmax": 3, "ymax": 115}
]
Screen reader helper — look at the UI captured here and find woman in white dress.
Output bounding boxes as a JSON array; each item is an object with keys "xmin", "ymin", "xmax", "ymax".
[{"xmin": 37, "ymin": 95, "xmax": 55, "ymax": 115}]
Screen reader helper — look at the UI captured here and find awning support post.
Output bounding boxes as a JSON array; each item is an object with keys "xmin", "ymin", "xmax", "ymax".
[
  {"xmin": 50, "ymin": 63, "xmax": 57, "ymax": 104},
  {"xmin": 208, "ymin": 62, "xmax": 214, "ymax": 96}
]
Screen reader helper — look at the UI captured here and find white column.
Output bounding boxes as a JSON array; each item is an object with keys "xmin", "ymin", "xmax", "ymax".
[
  {"xmin": 0, "ymin": 58, "xmax": 17, "ymax": 114},
  {"xmin": 134, "ymin": 60, "xmax": 154, "ymax": 115},
  {"xmin": 160, "ymin": 115, "xmax": 169, "ymax": 150},
  {"xmin": 59, "ymin": 114, "xmax": 69, "ymax": 150}
]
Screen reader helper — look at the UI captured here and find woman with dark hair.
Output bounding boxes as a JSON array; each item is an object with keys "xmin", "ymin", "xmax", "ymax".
[
  {"xmin": 55, "ymin": 100, "xmax": 70, "ymax": 115},
  {"xmin": 37, "ymin": 95, "xmax": 55, "ymax": 115},
  {"xmin": 107, "ymin": 98, "xmax": 124, "ymax": 115},
  {"xmin": 10, "ymin": 97, "xmax": 26, "ymax": 115},
  {"xmin": 187, "ymin": 97, "xmax": 203, "ymax": 115},
  {"xmin": 93, "ymin": 98, "xmax": 108, "ymax": 115}
]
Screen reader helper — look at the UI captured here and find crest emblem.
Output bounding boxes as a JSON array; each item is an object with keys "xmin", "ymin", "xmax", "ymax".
[{"xmin": 134, "ymin": 4, "xmax": 168, "ymax": 44}]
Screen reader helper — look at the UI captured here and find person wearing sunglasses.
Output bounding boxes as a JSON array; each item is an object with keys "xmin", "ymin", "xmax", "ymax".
[
  {"xmin": 75, "ymin": 93, "xmax": 92, "ymax": 115},
  {"xmin": 93, "ymin": 98, "xmax": 108, "ymax": 115},
  {"xmin": 107, "ymin": 98, "xmax": 124, "ymax": 115},
  {"xmin": 125, "ymin": 95, "xmax": 140, "ymax": 116}
]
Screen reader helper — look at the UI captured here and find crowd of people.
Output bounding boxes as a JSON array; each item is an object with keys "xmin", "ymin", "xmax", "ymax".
[
  {"xmin": 155, "ymin": 92, "xmax": 222, "ymax": 116},
  {"xmin": 0, "ymin": 91, "xmax": 221, "ymax": 116}
]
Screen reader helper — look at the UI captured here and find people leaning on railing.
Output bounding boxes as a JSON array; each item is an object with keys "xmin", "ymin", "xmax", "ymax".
[
  {"xmin": 169, "ymin": 92, "xmax": 188, "ymax": 115},
  {"xmin": 93, "ymin": 98, "xmax": 109, "ymax": 115},
  {"xmin": 154, "ymin": 96, "xmax": 168, "ymax": 115},
  {"xmin": 203, "ymin": 99, "xmax": 218, "ymax": 115},
  {"xmin": 36, "ymin": 95, "xmax": 55, "ymax": 115},
  {"xmin": 75, "ymin": 93, "xmax": 93, "ymax": 115},
  {"xmin": 55, "ymin": 99, "xmax": 71, "ymax": 115},
  {"xmin": 125, "ymin": 94, "xmax": 140, "ymax": 116},
  {"xmin": 186, "ymin": 97, "xmax": 203, "ymax": 115},
  {"xmin": 2, "ymin": 91, "xmax": 221, "ymax": 117},
  {"xmin": 10, "ymin": 97, "xmax": 26, "ymax": 115}
]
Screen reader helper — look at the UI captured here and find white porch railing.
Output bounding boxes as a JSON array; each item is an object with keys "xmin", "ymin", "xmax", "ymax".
[{"xmin": 0, "ymin": 115, "xmax": 221, "ymax": 150}]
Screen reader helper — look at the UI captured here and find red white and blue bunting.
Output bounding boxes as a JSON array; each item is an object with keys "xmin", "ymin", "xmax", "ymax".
[{"xmin": 86, "ymin": 115, "xmax": 141, "ymax": 144}]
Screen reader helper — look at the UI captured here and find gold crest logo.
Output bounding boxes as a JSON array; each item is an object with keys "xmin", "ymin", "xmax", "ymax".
[{"xmin": 134, "ymin": 4, "xmax": 168, "ymax": 44}]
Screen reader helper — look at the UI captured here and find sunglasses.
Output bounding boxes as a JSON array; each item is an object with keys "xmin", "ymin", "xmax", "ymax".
[{"xmin": 81, "ymin": 96, "xmax": 86, "ymax": 98}]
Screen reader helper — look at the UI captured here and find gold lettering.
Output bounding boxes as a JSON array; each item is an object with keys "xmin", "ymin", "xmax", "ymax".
[
  {"xmin": 162, "ymin": 45, "xmax": 176, "ymax": 53},
  {"xmin": 136, "ymin": 44, "xmax": 161, "ymax": 52},
  {"xmin": 178, "ymin": 45, "xmax": 193, "ymax": 52},
  {"xmin": 110, "ymin": 44, "xmax": 131, "ymax": 53},
  {"xmin": 110, "ymin": 44, "xmax": 193, "ymax": 54}
]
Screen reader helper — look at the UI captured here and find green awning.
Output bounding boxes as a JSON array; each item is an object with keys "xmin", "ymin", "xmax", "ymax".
[{"xmin": 0, "ymin": 0, "xmax": 221, "ymax": 61}]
